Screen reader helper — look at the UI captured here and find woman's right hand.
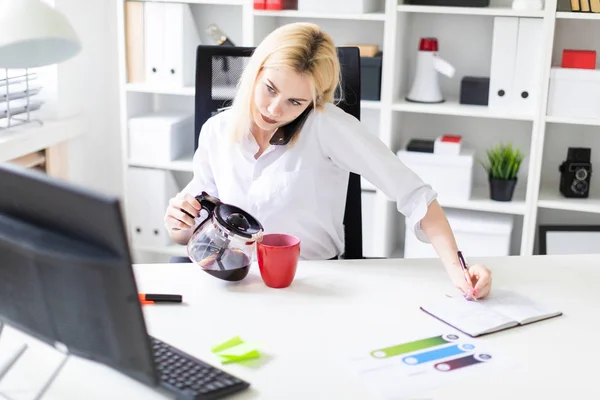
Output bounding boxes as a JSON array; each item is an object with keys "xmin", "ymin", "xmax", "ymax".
[{"xmin": 164, "ymin": 192, "xmax": 202, "ymax": 232}]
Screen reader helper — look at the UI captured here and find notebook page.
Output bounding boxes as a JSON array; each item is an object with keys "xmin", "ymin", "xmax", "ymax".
[
  {"xmin": 421, "ymin": 296, "xmax": 517, "ymax": 337},
  {"xmin": 480, "ymin": 289, "xmax": 562, "ymax": 324}
]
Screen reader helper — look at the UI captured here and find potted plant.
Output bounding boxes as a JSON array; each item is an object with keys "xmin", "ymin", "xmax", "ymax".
[{"xmin": 480, "ymin": 143, "xmax": 524, "ymax": 202}]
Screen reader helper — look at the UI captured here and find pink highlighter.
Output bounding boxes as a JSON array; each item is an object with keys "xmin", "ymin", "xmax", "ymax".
[{"xmin": 457, "ymin": 251, "xmax": 476, "ymax": 301}]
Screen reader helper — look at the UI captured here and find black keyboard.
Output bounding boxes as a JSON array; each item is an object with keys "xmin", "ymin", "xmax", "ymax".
[{"xmin": 150, "ymin": 336, "xmax": 250, "ymax": 400}]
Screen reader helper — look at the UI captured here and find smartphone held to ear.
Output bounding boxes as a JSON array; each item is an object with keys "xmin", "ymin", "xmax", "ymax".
[{"xmin": 270, "ymin": 104, "xmax": 314, "ymax": 145}]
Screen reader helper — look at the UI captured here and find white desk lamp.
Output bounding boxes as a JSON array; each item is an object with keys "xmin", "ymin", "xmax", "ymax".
[{"xmin": 0, "ymin": 0, "xmax": 81, "ymax": 129}]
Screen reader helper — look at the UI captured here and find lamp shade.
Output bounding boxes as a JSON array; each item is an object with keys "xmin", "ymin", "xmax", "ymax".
[{"xmin": 0, "ymin": 0, "xmax": 81, "ymax": 68}]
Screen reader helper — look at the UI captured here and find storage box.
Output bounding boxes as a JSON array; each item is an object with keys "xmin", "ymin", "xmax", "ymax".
[
  {"xmin": 547, "ymin": 67, "xmax": 600, "ymax": 120},
  {"xmin": 434, "ymin": 135, "xmax": 462, "ymax": 156},
  {"xmin": 562, "ymin": 49, "xmax": 596, "ymax": 69},
  {"xmin": 460, "ymin": 76, "xmax": 490, "ymax": 106},
  {"xmin": 128, "ymin": 112, "xmax": 194, "ymax": 164},
  {"xmin": 361, "ymin": 52, "xmax": 383, "ymax": 101},
  {"xmin": 265, "ymin": 0, "xmax": 297, "ymax": 10},
  {"xmin": 126, "ymin": 167, "xmax": 179, "ymax": 247},
  {"xmin": 360, "ymin": 52, "xmax": 383, "ymax": 100},
  {"xmin": 404, "ymin": 209, "xmax": 513, "ymax": 259},
  {"xmin": 298, "ymin": 0, "xmax": 379, "ymax": 13},
  {"xmin": 397, "ymin": 148, "xmax": 474, "ymax": 202}
]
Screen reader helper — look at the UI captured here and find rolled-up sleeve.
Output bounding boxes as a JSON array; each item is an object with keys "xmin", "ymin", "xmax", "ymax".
[
  {"xmin": 181, "ymin": 122, "xmax": 218, "ymax": 198},
  {"xmin": 316, "ymin": 104, "xmax": 437, "ymax": 243}
]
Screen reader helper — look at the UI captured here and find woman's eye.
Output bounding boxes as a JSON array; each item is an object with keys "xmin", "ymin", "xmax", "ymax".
[
  {"xmin": 289, "ymin": 100, "xmax": 301, "ymax": 106},
  {"xmin": 266, "ymin": 85, "xmax": 275, "ymax": 93}
]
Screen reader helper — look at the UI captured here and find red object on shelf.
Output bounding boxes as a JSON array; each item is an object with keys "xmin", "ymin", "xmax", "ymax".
[
  {"xmin": 265, "ymin": 0, "xmax": 297, "ymax": 10},
  {"xmin": 440, "ymin": 134, "xmax": 462, "ymax": 143},
  {"xmin": 419, "ymin": 38, "xmax": 439, "ymax": 52},
  {"xmin": 254, "ymin": 0, "xmax": 266, "ymax": 9},
  {"xmin": 562, "ymin": 50, "xmax": 596, "ymax": 69}
]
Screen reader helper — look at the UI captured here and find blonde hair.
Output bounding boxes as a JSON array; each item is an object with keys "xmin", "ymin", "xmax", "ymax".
[{"xmin": 227, "ymin": 22, "xmax": 341, "ymax": 143}]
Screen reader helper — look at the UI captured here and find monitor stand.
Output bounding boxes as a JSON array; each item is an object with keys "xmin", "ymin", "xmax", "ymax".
[{"xmin": 0, "ymin": 320, "xmax": 70, "ymax": 400}]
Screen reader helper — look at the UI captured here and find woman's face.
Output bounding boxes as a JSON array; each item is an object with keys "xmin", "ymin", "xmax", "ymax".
[{"xmin": 252, "ymin": 66, "xmax": 313, "ymax": 133}]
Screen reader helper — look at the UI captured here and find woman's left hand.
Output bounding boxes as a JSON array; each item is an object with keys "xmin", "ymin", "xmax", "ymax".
[{"xmin": 450, "ymin": 263, "xmax": 492, "ymax": 299}]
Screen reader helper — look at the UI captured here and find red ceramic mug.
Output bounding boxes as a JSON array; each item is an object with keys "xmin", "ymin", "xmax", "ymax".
[{"xmin": 256, "ymin": 234, "xmax": 300, "ymax": 288}]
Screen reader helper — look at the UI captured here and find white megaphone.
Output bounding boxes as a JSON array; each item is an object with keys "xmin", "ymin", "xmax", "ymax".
[{"xmin": 406, "ymin": 38, "xmax": 455, "ymax": 104}]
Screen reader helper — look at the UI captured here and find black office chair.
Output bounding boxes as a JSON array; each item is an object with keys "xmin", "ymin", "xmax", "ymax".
[{"xmin": 171, "ymin": 44, "xmax": 364, "ymax": 261}]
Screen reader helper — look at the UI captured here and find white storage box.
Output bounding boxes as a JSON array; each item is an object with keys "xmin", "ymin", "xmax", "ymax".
[
  {"xmin": 126, "ymin": 167, "xmax": 179, "ymax": 247},
  {"xmin": 547, "ymin": 67, "xmax": 600, "ymax": 120},
  {"xmin": 397, "ymin": 148, "xmax": 474, "ymax": 202},
  {"xmin": 128, "ymin": 112, "xmax": 194, "ymax": 164},
  {"xmin": 298, "ymin": 0, "xmax": 379, "ymax": 14},
  {"xmin": 404, "ymin": 209, "xmax": 513, "ymax": 259}
]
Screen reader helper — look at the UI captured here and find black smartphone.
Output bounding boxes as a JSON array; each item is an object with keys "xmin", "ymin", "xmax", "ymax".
[{"xmin": 270, "ymin": 104, "xmax": 314, "ymax": 145}]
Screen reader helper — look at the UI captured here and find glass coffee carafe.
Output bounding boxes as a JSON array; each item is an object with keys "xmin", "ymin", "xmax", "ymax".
[{"xmin": 187, "ymin": 192, "xmax": 264, "ymax": 281}]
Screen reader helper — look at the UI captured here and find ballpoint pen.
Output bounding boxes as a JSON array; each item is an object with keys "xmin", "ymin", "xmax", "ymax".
[{"xmin": 457, "ymin": 251, "xmax": 476, "ymax": 301}]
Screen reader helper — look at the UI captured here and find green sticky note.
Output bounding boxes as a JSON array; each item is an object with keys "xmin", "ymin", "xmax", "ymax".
[
  {"xmin": 211, "ymin": 336, "xmax": 260, "ymax": 365},
  {"xmin": 211, "ymin": 335, "xmax": 244, "ymax": 353},
  {"xmin": 219, "ymin": 350, "xmax": 261, "ymax": 365}
]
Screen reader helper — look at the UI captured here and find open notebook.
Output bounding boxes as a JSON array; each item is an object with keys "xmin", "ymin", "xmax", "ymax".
[{"xmin": 420, "ymin": 289, "xmax": 562, "ymax": 337}]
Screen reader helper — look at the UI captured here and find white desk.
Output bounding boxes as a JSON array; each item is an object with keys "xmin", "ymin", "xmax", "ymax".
[{"xmin": 0, "ymin": 255, "xmax": 598, "ymax": 399}]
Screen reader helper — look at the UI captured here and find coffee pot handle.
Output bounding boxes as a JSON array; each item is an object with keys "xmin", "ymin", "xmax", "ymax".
[
  {"xmin": 190, "ymin": 192, "xmax": 221, "ymax": 232},
  {"xmin": 194, "ymin": 191, "xmax": 221, "ymax": 213}
]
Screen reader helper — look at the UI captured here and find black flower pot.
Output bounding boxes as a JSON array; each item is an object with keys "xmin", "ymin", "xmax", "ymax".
[{"xmin": 489, "ymin": 178, "xmax": 517, "ymax": 202}]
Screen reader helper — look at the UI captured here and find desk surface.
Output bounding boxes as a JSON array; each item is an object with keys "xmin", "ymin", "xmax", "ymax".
[
  {"xmin": 0, "ymin": 116, "xmax": 85, "ymax": 163},
  {"xmin": 0, "ymin": 255, "xmax": 598, "ymax": 400}
]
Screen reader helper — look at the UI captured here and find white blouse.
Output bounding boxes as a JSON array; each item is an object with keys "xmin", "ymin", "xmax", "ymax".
[{"xmin": 181, "ymin": 103, "xmax": 437, "ymax": 260}]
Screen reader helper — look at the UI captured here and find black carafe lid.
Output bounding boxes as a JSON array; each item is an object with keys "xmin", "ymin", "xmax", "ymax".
[{"xmin": 214, "ymin": 204, "xmax": 263, "ymax": 239}]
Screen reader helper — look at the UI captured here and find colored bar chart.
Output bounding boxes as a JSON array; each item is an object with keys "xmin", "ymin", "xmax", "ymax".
[
  {"xmin": 370, "ymin": 334, "xmax": 459, "ymax": 359},
  {"xmin": 402, "ymin": 344, "xmax": 473, "ymax": 365}
]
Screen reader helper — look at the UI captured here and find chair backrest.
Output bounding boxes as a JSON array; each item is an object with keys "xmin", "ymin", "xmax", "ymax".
[{"xmin": 193, "ymin": 45, "xmax": 363, "ymax": 259}]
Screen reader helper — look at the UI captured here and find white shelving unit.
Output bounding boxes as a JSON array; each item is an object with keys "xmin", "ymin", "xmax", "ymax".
[{"xmin": 116, "ymin": 0, "xmax": 600, "ymax": 262}]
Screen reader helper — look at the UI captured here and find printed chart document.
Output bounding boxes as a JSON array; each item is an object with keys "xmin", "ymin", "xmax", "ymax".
[
  {"xmin": 346, "ymin": 329, "xmax": 508, "ymax": 400},
  {"xmin": 420, "ymin": 289, "xmax": 562, "ymax": 337}
]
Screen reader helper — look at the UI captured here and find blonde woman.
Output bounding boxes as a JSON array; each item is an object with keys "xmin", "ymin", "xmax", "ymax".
[{"xmin": 164, "ymin": 22, "xmax": 492, "ymax": 299}]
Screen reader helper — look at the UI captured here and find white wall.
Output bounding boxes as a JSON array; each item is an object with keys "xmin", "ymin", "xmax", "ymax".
[{"xmin": 56, "ymin": 0, "xmax": 123, "ymax": 197}]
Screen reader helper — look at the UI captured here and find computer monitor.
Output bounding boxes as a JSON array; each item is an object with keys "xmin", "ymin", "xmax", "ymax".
[{"xmin": 0, "ymin": 163, "xmax": 158, "ymax": 387}]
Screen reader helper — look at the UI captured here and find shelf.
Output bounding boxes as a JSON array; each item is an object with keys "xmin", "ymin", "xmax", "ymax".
[
  {"xmin": 129, "ymin": 155, "xmax": 194, "ymax": 172},
  {"xmin": 538, "ymin": 185, "xmax": 600, "ymax": 214},
  {"xmin": 140, "ymin": 0, "xmax": 246, "ymax": 5},
  {"xmin": 127, "ymin": 84, "xmax": 382, "ymax": 109},
  {"xmin": 438, "ymin": 186, "xmax": 527, "ymax": 215},
  {"xmin": 126, "ymin": 83, "xmax": 195, "ymax": 96},
  {"xmin": 254, "ymin": 10, "xmax": 386, "ymax": 20},
  {"xmin": 556, "ymin": 11, "xmax": 600, "ymax": 20},
  {"xmin": 545, "ymin": 115, "xmax": 600, "ymax": 126},
  {"xmin": 134, "ymin": 243, "xmax": 188, "ymax": 256},
  {"xmin": 360, "ymin": 100, "xmax": 381, "ymax": 109},
  {"xmin": 391, "ymin": 99, "xmax": 533, "ymax": 121},
  {"xmin": 397, "ymin": 4, "xmax": 545, "ymax": 18}
]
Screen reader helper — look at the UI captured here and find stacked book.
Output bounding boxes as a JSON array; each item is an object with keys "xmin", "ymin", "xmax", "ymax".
[{"xmin": 571, "ymin": 0, "xmax": 600, "ymax": 12}]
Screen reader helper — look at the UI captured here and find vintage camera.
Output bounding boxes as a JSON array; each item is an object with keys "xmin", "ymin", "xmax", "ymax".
[{"xmin": 559, "ymin": 147, "xmax": 592, "ymax": 198}]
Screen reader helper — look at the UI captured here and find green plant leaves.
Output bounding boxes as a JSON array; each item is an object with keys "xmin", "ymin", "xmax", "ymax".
[{"xmin": 479, "ymin": 143, "xmax": 524, "ymax": 180}]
